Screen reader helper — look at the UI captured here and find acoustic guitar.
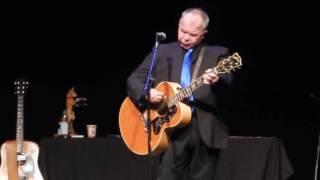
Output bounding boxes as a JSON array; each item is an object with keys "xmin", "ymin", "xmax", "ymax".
[
  {"xmin": 119, "ymin": 52, "xmax": 243, "ymax": 155},
  {"xmin": 0, "ymin": 79, "xmax": 43, "ymax": 180}
]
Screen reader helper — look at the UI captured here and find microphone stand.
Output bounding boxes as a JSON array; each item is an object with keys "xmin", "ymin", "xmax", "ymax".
[{"xmin": 142, "ymin": 35, "xmax": 161, "ymax": 180}]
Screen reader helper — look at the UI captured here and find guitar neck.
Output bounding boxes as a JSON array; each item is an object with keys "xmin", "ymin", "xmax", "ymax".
[
  {"xmin": 168, "ymin": 74, "xmax": 207, "ymax": 108},
  {"xmin": 16, "ymin": 95, "xmax": 24, "ymax": 153},
  {"xmin": 167, "ymin": 52, "xmax": 242, "ymax": 108}
]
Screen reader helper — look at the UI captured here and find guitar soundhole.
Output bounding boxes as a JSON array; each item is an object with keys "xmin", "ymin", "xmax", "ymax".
[
  {"xmin": 157, "ymin": 101, "xmax": 169, "ymax": 115},
  {"xmin": 152, "ymin": 106, "xmax": 177, "ymax": 135}
]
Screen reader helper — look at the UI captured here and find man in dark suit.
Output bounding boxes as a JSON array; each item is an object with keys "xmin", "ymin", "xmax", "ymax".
[{"xmin": 126, "ymin": 7, "xmax": 233, "ymax": 180}]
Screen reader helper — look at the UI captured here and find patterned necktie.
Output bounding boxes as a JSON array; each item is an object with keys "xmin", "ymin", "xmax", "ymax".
[{"xmin": 181, "ymin": 48, "xmax": 194, "ymax": 102}]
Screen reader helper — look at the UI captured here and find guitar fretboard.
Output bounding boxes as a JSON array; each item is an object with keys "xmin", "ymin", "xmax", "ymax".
[
  {"xmin": 16, "ymin": 95, "xmax": 24, "ymax": 153},
  {"xmin": 167, "ymin": 75, "xmax": 206, "ymax": 108}
]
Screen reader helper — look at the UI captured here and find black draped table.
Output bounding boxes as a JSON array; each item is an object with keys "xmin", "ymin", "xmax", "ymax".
[
  {"xmin": 215, "ymin": 136, "xmax": 294, "ymax": 180},
  {"xmin": 38, "ymin": 136, "xmax": 294, "ymax": 180}
]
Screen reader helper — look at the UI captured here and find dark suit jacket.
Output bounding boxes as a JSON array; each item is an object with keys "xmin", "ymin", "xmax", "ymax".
[{"xmin": 127, "ymin": 42, "xmax": 232, "ymax": 149}]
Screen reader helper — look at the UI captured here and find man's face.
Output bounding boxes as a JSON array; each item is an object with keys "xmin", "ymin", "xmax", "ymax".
[{"xmin": 178, "ymin": 13, "xmax": 206, "ymax": 50}]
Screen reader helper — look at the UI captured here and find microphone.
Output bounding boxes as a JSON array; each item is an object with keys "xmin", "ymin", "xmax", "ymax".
[{"xmin": 156, "ymin": 32, "xmax": 166, "ymax": 41}]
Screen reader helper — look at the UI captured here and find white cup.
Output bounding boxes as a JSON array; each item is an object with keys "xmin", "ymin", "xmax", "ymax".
[{"xmin": 86, "ymin": 124, "xmax": 97, "ymax": 138}]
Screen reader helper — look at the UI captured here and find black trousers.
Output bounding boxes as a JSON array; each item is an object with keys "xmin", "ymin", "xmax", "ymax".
[{"xmin": 156, "ymin": 117, "xmax": 220, "ymax": 180}]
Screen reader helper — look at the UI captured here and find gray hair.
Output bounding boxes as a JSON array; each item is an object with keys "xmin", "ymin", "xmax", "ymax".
[{"xmin": 180, "ymin": 8, "xmax": 210, "ymax": 29}]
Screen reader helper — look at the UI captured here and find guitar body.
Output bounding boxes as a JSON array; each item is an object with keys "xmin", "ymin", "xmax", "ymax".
[
  {"xmin": 119, "ymin": 81, "xmax": 192, "ymax": 155},
  {"xmin": 0, "ymin": 140, "xmax": 43, "ymax": 180}
]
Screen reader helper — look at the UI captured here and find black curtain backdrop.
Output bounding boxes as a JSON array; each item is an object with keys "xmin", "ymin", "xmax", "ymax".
[{"xmin": 1, "ymin": 1, "xmax": 318, "ymax": 180}]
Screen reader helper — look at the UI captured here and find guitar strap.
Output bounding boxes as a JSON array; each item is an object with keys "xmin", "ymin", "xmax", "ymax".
[{"xmin": 192, "ymin": 47, "xmax": 206, "ymax": 82}]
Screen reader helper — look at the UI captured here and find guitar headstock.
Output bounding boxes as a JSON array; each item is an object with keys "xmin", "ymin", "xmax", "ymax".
[
  {"xmin": 14, "ymin": 78, "xmax": 29, "ymax": 96},
  {"xmin": 215, "ymin": 52, "xmax": 242, "ymax": 74}
]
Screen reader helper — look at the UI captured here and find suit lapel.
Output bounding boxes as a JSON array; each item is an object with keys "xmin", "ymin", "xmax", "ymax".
[{"xmin": 171, "ymin": 44, "xmax": 184, "ymax": 83}]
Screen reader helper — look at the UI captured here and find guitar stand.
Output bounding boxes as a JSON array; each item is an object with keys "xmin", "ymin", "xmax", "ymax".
[
  {"xmin": 311, "ymin": 92, "xmax": 320, "ymax": 180},
  {"xmin": 314, "ymin": 130, "xmax": 320, "ymax": 180}
]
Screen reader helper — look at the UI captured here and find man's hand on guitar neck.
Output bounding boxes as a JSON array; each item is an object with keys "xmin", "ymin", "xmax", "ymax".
[
  {"xmin": 148, "ymin": 68, "xmax": 219, "ymax": 105},
  {"xmin": 203, "ymin": 68, "xmax": 220, "ymax": 85}
]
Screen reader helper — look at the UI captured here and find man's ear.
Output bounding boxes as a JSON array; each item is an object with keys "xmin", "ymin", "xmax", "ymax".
[{"xmin": 201, "ymin": 30, "xmax": 208, "ymax": 40}]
